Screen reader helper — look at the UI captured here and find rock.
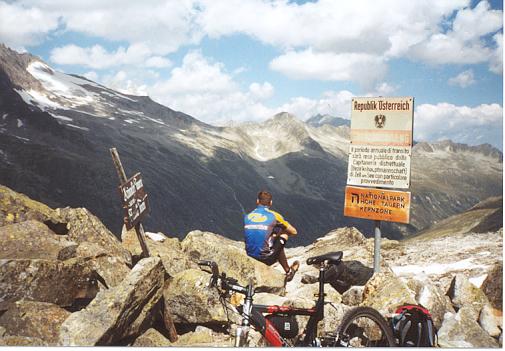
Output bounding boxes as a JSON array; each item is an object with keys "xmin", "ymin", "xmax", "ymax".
[
  {"xmin": 447, "ymin": 274, "xmax": 490, "ymax": 318},
  {"xmin": 0, "ymin": 335, "xmax": 48, "ymax": 346},
  {"xmin": 73, "ymin": 241, "xmax": 130, "ymax": 288},
  {"xmin": 121, "ymin": 225, "xmax": 143, "ymax": 257},
  {"xmin": 0, "ymin": 184, "xmax": 61, "ymax": 227},
  {"xmin": 321, "ymin": 303, "xmax": 352, "ymax": 335},
  {"xmin": 365, "ymin": 237, "xmax": 405, "ymax": 260},
  {"xmin": 245, "ymin": 328, "xmax": 267, "ymax": 347},
  {"xmin": 283, "ymin": 296, "xmax": 315, "ymax": 310},
  {"xmin": 132, "ymin": 328, "xmax": 171, "ymax": 347},
  {"xmin": 57, "ymin": 207, "xmax": 132, "ymax": 266},
  {"xmin": 285, "ymin": 283, "xmax": 341, "ymax": 305},
  {"xmin": 0, "ymin": 300, "xmax": 70, "ymax": 345},
  {"xmin": 301, "ymin": 274, "xmax": 318, "ymax": 284},
  {"xmin": 254, "ymin": 293, "xmax": 288, "ymax": 306},
  {"xmin": 342, "ymin": 286, "xmax": 365, "ymax": 306},
  {"xmin": 181, "ymin": 230, "xmax": 285, "ymax": 293},
  {"xmin": 59, "ymin": 257, "xmax": 165, "ymax": 346},
  {"xmin": 310, "ymin": 228, "xmax": 367, "ymax": 253},
  {"xmin": 0, "ymin": 220, "xmax": 76, "ymax": 260},
  {"xmin": 0, "ymin": 326, "xmax": 5, "ymax": 337},
  {"xmin": 438, "ymin": 306, "xmax": 499, "ymax": 348},
  {"xmin": 481, "ymin": 262, "xmax": 503, "ymax": 310},
  {"xmin": 122, "ymin": 227, "xmax": 196, "ymax": 277},
  {"xmin": 406, "ymin": 277, "xmax": 455, "ymax": 329},
  {"xmin": 163, "ymin": 268, "xmax": 229, "ymax": 325},
  {"xmin": 0, "ymin": 258, "xmax": 98, "ymax": 307},
  {"xmin": 173, "ymin": 326, "xmax": 232, "ymax": 347},
  {"xmin": 361, "ymin": 271, "xmax": 417, "ymax": 314},
  {"xmin": 479, "ymin": 303, "xmax": 503, "ymax": 338}
]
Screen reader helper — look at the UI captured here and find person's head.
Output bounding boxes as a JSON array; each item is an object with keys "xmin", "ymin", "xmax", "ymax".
[{"xmin": 257, "ymin": 190, "xmax": 272, "ymax": 207}]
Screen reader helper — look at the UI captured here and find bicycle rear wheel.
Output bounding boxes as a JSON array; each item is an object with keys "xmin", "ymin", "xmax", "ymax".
[{"xmin": 336, "ymin": 306, "xmax": 395, "ymax": 347}]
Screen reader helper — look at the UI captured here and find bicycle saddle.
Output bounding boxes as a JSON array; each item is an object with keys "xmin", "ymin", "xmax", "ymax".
[{"xmin": 306, "ymin": 251, "xmax": 343, "ymax": 265}]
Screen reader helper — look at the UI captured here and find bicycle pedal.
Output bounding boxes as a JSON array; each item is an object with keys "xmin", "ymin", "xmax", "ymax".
[{"xmin": 314, "ymin": 293, "xmax": 327, "ymax": 298}]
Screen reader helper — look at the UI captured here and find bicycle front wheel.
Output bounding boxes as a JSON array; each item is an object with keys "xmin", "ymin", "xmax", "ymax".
[{"xmin": 336, "ymin": 306, "xmax": 396, "ymax": 347}]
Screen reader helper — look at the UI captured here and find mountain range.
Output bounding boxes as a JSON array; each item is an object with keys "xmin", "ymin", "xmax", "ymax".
[{"xmin": 0, "ymin": 44, "xmax": 502, "ymax": 244}]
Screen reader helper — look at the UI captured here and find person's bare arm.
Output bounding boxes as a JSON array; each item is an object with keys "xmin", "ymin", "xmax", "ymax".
[
  {"xmin": 269, "ymin": 209, "xmax": 297, "ymax": 236},
  {"xmin": 284, "ymin": 223, "xmax": 297, "ymax": 236}
]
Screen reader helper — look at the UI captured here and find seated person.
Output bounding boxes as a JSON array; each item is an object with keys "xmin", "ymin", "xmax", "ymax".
[{"xmin": 244, "ymin": 190, "xmax": 299, "ymax": 282}]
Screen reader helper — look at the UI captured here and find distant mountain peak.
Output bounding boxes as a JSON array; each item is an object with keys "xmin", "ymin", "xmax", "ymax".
[
  {"xmin": 272, "ymin": 111, "xmax": 296, "ymax": 119},
  {"xmin": 414, "ymin": 140, "xmax": 503, "ymax": 161},
  {"xmin": 306, "ymin": 113, "xmax": 350, "ymax": 127}
]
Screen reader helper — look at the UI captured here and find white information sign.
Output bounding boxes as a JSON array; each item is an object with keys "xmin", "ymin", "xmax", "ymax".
[{"xmin": 347, "ymin": 97, "xmax": 414, "ymax": 189}]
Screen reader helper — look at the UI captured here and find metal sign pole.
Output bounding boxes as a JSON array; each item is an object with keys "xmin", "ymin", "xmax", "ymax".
[
  {"xmin": 110, "ymin": 147, "xmax": 150, "ymax": 258},
  {"xmin": 373, "ymin": 220, "xmax": 381, "ymax": 273}
]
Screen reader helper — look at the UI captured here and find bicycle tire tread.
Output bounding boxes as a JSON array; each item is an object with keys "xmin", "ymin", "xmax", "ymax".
[{"xmin": 337, "ymin": 306, "xmax": 396, "ymax": 347}]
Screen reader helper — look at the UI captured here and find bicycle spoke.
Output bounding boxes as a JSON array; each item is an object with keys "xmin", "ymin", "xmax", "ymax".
[{"xmin": 336, "ymin": 307, "xmax": 396, "ymax": 347}]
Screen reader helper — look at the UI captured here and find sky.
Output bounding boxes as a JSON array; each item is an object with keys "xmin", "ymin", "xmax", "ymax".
[{"xmin": 0, "ymin": 0, "xmax": 503, "ymax": 149}]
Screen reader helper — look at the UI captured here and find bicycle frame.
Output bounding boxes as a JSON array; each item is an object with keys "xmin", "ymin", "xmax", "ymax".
[{"xmin": 237, "ymin": 262, "xmax": 329, "ymax": 347}]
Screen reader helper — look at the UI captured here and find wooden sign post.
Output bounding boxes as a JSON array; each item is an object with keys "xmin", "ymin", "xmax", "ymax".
[
  {"xmin": 110, "ymin": 148, "xmax": 178, "ymax": 342},
  {"xmin": 345, "ymin": 97, "xmax": 414, "ymax": 273},
  {"xmin": 110, "ymin": 147, "xmax": 150, "ymax": 258}
]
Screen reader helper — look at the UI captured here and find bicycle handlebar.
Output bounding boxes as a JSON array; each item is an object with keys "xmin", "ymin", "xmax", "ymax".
[
  {"xmin": 198, "ymin": 260, "xmax": 248, "ymax": 294},
  {"xmin": 198, "ymin": 260, "xmax": 219, "ymax": 287}
]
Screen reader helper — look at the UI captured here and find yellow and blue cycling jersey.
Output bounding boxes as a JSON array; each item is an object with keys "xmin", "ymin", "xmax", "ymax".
[{"xmin": 244, "ymin": 205, "xmax": 290, "ymax": 258}]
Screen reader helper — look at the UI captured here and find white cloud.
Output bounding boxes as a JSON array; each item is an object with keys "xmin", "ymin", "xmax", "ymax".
[
  {"xmin": 448, "ymin": 70, "xmax": 476, "ymax": 88},
  {"xmin": 489, "ymin": 32, "xmax": 503, "ymax": 74},
  {"xmin": 3, "ymin": 0, "xmax": 502, "ymax": 87},
  {"xmin": 368, "ymin": 82, "xmax": 399, "ymax": 96},
  {"xmin": 50, "ymin": 43, "xmax": 171, "ymax": 70},
  {"xmin": 0, "ymin": 2, "xmax": 59, "ymax": 50},
  {"xmin": 83, "ymin": 71, "xmax": 98, "ymax": 82},
  {"xmin": 275, "ymin": 90, "xmax": 354, "ymax": 121},
  {"xmin": 200, "ymin": 0, "xmax": 502, "ymax": 80},
  {"xmin": 198, "ymin": 0, "xmax": 501, "ymax": 84},
  {"xmin": 270, "ymin": 49, "xmax": 387, "ymax": 87},
  {"xmin": 102, "ymin": 70, "xmax": 148, "ymax": 96},
  {"xmin": 452, "ymin": 1, "xmax": 502, "ymax": 41},
  {"xmin": 18, "ymin": 0, "xmax": 202, "ymax": 55},
  {"xmin": 197, "ymin": 0, "xmax": 466, "ymax": 54},
  {"xmin": 249, "ymin": 82, "xmax": 274, "ymax": 100},
  {"xmin": 153, "ymin": 51, "xmax": 237, "ymax": 94},
  {"xmin": 408, "ymin": 1, "xmax": 502, "ymax": 69},
  {"xmin": 148, "ymin": 51, "xmax": 275, "ymax": 124},
  {"xmin": 415, "ymin": 102, "xmax": 503, "ymax": 146}
]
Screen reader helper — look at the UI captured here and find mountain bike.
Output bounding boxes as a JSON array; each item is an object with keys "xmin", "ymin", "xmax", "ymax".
[{"xmin": 198, "ymin": 251, "xmax": 395, "ymax": 347}]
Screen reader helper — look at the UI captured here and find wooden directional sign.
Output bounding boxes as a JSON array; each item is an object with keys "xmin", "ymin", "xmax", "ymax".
[
  {"xmin": 347, "ymin": 97, "xmax": 414, "ymax": 189},
  {"xmin": 344, "ymin": 185, "xmax": 411, "ymax": 224},
  {"xmin": 119, "ymin": 172, "xmax": 149, "ymax": 230}
]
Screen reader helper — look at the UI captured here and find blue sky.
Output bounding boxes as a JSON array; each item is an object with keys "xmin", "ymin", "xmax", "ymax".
[{"xmin": 0, "ymin": 0, "xmax": 503, "ymax": 149}]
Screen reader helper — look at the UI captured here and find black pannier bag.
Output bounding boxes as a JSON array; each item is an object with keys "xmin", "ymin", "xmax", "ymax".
[
  {"xmin": 324, "ymin": 263, "xmax": 350, "ymax": 293},
  {"xmin": 265, "ymin": 314, "xmax": 299, "ymax": 339},
  {"xmin": 391, "ymin": 304, "xmax": 437, "ymax": 347}
]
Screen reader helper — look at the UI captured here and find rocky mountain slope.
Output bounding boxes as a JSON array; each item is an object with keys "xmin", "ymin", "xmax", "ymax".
[
  {"xmin": 0, "ymin": 44, "xmax": 502, "ymax": 243},
  {"xmin": 0, "ymin": 185, "xmax": 501, "ymax": 347}
]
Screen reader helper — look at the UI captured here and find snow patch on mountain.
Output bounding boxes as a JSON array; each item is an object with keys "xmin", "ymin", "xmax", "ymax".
[
  {"xmin": 50, "ymin": 114, "xmax": 73, "ymax": 122},
  {"xmin": 67, "ymin": 124, "xmax": 89, "ymax": 131},
  {"xmin": 391, "ymin": 229, "xmax": 502, "ymax": 290},
  {"xmin": 14, "ymin": 88, "xmax": 66, "ymax": 110},
  {"xmin": 391, "ymin": 258, "xmax": 487, "ymax": 277},
  {"xmin": 26, "ymin": 61, "xmax": 99, "ymax": 106}
]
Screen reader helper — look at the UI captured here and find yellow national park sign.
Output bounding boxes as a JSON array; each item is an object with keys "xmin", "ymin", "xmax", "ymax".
[{"xmin": 344, "ymin": 186, "xmax": 411, "ymax": 224}]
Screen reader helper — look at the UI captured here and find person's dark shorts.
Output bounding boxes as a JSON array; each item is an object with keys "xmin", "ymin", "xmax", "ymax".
[{"xmin": 257, "ymin": 235, "xmax": 285, "ymax": 266}]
